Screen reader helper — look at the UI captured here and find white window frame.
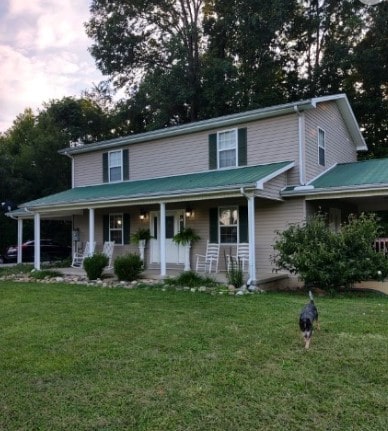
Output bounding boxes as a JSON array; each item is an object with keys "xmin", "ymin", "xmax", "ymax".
[
  {"xmin": 318, "ymin": 127, "xmax": 325, "ymax": 166},
  {"xmin": 109, "ymin": 150, "xmax": 123, "ymax": 182},
  {"xmin": 109, "ymin": 213, "xmax": 123, "ymax": 245},
  {"xmin": 218, "ymin": 206, "xmax": 239, "ymax": 244},
  {"xmin": 217, "ymin": 128, "xmax": 238, "ymax": 169}
]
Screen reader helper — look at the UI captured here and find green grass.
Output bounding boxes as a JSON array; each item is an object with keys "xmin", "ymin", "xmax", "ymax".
[{"xmin": 0, "ymin": 283, "xmax": 387, "ymax": 431}]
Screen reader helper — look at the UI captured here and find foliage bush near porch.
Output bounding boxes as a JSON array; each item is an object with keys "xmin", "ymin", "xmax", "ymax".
[
  {"xmin": 0, "ymin": 283, "xmax": 386, "ymax": 431},
  {"xmin": 114, "ymin": 253, "xmax": 143, "ymax": 281},
  {"xmin": 83, "ymin": 253, "xmax": 109, "ymax": 280},
  {"xmin": 272, "ymin": 212, "xmax": 388, "ymax": 291}
]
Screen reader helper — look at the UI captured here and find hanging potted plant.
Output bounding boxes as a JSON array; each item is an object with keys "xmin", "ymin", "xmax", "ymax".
[
  {"xmin": 173, "ymin": 227, "xmax": 200, "ymax": 271},
  {"xmin": 131, "ymin": 228, "xmax": 153, "ymax": 261}
]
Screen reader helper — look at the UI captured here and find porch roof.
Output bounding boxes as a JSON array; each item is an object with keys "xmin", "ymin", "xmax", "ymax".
[
  {"xmin": 281, "ymin": 158, "xmax": 388, "ymax": 199},
  {"xmin": 15, "ymin": 161, "xmax": 294, "ymax": 213}
]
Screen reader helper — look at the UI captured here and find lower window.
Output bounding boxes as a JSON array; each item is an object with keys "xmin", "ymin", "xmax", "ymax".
[
  {"xmin": 219, "ymin": 207, "xmax": 238, "ymax": 243},
  {"xmin": 109, "ymin": 213, "xmax": 123, "ymax": 244}
]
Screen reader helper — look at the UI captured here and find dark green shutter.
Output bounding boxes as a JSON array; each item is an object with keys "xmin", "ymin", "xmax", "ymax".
[
  {"xmin": 239, "ymin": 206, "xmax": 248, "ymax": 242},
  {"xmin": 123, "ymin": 213, "xmax": 130, "ymax": 244},
  {"xmin": 209, "ymin": 208, "xmax": 219, "ymax": 243},
  {"xmin": 103, "ymin": 152, "xmax": 108, "ymax": 183},
  {"xmin": 103, "ymin": 215, "xmax": 109, "ymax": 242},
  {"xmin": 123, "ymin": 149, "xmax": 129, "ymax": 180},
  {"xmin": 238, "ymin": 128, "xmax": 247, "ymax": 166},
  {"xmin": 209, "ymin": 133, "xmax": 217, "ymax": 170}
]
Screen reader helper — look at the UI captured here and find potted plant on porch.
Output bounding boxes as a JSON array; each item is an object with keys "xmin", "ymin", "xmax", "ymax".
[
  {"xmin": 173, "ymin": 227, "xmax": 200, "ymax": 271},
  {"xmin": 131, "ymin": 228, "xmax": 153, "ymax": 262}
]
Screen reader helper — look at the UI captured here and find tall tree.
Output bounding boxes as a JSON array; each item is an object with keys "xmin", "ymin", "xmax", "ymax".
[
  {"xmin": 86, "ymin": 0, "xmax": 298, "ymax": 129},
  {"xmin": 281, "ymin": 0, "xmax": 366, "ymax": 99},
  {"xmin": 352, "ymin": 2, "xmax": 388, "ymax": 158},
  {"xmin": 86, "ymin": 0, "xmax": 207, "ymax": 124}
]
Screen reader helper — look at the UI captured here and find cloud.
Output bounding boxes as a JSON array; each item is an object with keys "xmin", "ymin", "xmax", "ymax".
[{"xmin": 0, "ymin": 0, "xmax": 104, "ymax": 132}]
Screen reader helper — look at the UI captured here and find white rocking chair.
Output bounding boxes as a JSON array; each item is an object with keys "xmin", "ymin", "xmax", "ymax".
[
  {"xmin": 195, "ymin": 241, "xmax": 220, "ymax": 273},
  {"xmin": 71, "ymin": 241, "xmax": 96, "ymax": 268},
  {"xmin": 227, "ymin": 243, "xmax": 249, "ymax": 272},
  {"xmin": 102, "ymin": 241, "xmax": 115, "ymax": 270}
]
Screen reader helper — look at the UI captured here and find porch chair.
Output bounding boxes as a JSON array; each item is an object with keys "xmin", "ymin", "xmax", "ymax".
[
  {"xmin": 102, "ymin": 241, "xmax": 115, "ymax": 270},
  {"xmin": 195, "ymin": 241, "xmax": 220, "ymax": 273},
  {"xmin": 226, "ymin": 243, "xmax": 249, "ymax": 272},
  {"xmin": 71, "ymin": 241, "xmax": 96, "ymax": 268}
]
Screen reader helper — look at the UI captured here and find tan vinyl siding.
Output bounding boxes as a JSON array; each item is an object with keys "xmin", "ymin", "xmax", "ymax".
[
  {"xmin": 256, "ymin": 198, "xmax": 306, "ymax": 275},
  {"xmin": 74, "ymin": 152, "xmax": 104, "ymax": 187},
  {"xmin": 304, "ymin": 102, "xmax": 358, "ymax": 182},
  {"xmin": 129, "ymin": 132, "xmax": 210, "ymax": 180},
  {"xmin": 73, "ymin": 114, "xmax": 300, "ymax": 187},
  {"xmin": 259, "ymin": 173, "xmax": 288, "ymax": 200},
  {"xmin": 247, "ymin": 114, "xmax": 299, "ymax": 177}
]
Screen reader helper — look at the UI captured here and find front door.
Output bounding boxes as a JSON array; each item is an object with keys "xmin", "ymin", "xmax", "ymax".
[{"xmin": 150, "ymin": 210, "xmax": 185, "ymax": 264}]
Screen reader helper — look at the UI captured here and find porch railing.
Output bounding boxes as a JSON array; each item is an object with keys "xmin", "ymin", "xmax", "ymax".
[{"xmin": 374, "ymin": 238, "xmax": 388, "ymax": 255}]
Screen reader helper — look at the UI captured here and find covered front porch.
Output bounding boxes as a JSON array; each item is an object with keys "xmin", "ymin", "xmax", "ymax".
[{"xmin": 6, "ymin": 161, "xmax": 296, "ymax": 285}]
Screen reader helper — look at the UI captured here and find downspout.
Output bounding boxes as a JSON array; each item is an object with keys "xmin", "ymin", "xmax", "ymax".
[
  {"xmin": 294, "ymin": 105, "xmax": 306, "ymax": 185},
  {"xmin": 240, "ymin": 187, "xmax": 256, "ymax": 284}
]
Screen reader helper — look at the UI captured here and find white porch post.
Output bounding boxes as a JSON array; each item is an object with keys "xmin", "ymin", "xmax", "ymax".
[
  {"xmin": 88, "ymin": 208, "xmax": 95, "ymax": 256},
  {"xmin": 160, "ymin": 202, "xmax": 166, "ymax": 277},
  {"xmin": 247, "ymin": 195, "xmax": 256, "ymax": 283},
  {"xmin": 34, "ymin": 213, "xmax": 41, "ymax": 270},
  {"xmin": 17, "ymin": 218, "xmax": 23, "ymax": 264}
]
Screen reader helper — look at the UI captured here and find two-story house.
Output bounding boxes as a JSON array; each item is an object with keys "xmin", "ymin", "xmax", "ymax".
[{"xmin": 9, "ymin": 93, "xmax": 388, "ymax": 285}]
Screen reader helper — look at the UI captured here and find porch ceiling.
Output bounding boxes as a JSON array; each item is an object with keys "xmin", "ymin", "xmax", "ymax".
[{"xmin": 12, "ymin": 161, "xmax": 294, "ymax": 214}]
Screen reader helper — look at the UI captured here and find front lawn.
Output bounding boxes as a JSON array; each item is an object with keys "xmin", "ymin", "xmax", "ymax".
[{"xmin": 0, "ymin": 282, "xmax": 386, "ymax": 430}]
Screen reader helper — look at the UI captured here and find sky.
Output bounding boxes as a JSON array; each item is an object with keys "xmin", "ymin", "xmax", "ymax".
[{"xmin": 0, "ymin": 0, "xmax": 105, "ymax": 133}]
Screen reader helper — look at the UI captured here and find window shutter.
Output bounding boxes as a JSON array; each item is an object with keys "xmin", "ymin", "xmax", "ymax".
[
  {"xmin": 238, "ymin": 128, "xmax": 247, "ymax": 166},
  {"xmin": 103, "ymin": 215, "xmax": 109, "ymax": 242},
  {"xmin": 209, "ymin": 208, "xmax": 218, "ymax": 243},
  {"xmin": 123, "ymin": 149, "xmax": 129, "ymax": 180},
  {"xmin": 208, "ymin": 133, "xmax": 217, "ymax": 170},
  {"xmin": 239, "ymin": 206, "xmax": 248, "ymax": 242},
  {"xmin": 123, "ymin": 213, "xmax": 130, "ymax": 244},
  {"xmin": 103, "ymin": 152, "xmax": 108, "ymax": 183}
]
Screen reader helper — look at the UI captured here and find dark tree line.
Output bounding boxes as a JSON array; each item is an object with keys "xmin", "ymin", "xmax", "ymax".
[{"xmin": 0, "ymin": 0, "xmax": 387, "ymax": 250}]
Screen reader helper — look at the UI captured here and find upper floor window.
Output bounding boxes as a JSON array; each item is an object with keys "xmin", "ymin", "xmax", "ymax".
[
  {"xmin": 209, "ymin": 128, "xmax": 247, "ymax": 170},
  {"xmin": 318, "ymin": 128, "xmax": 325, "ymax": 166},
  {"xmin": 218, "ymin": 129, "xmax": 237, "ymax": 168},
  {"xmin": 109, "ymin": 151, "xmax": 122, "ymax": 182},
  {"xmin": 103, "ymin": 149, "xmax": 129, "ymax": 183}
]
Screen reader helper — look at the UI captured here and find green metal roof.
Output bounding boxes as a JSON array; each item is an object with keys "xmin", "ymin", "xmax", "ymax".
[
  {"xmin": 311, "ymin": 159, "xmax": 388, "ymax": 188},
  {"xmin": 19, "ymin": 161, "xmax": 293, "ymax": 210}
]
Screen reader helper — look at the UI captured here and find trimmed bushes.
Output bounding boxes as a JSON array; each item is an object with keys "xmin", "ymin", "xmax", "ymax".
[
  {"xmin": 83, "ymin": 253, "xmax": 108, "ymax": 280},
  {"xmin": 114, "ymin": 253, "xmax": 143, "ymax": 281}
]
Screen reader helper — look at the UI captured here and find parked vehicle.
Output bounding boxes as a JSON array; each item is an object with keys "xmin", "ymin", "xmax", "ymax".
[{"xmin": 1, "ymin": 239, "xmax": 71, "ymax": 263}]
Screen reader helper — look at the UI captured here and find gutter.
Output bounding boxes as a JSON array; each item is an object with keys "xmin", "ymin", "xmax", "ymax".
[{"xmin": 281, "ymin": 183, "xmax": 388, "ymax": 199}]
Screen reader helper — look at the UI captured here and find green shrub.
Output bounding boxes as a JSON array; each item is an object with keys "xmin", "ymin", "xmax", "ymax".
[
  {"xmin": 30, "ymin": 270, "xmax": 62, "ymax": 279},
  {"xmin": 225, "ymin": 255, "xmax": 244, "ymax": 288},
  {"xmin": 114, "ymin": 253, "xmax": 143, "ymax": 281},
  {"xmin": 83, "ymin": 253, "xmax": 109, "ymax": 280},
  {"xmin": 165, "ymin": 271, "xmax": 218, "ymax": 288},
  {"xmin": 272, "ymin": 212, "xmax": 388, "ymax": 291}
]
